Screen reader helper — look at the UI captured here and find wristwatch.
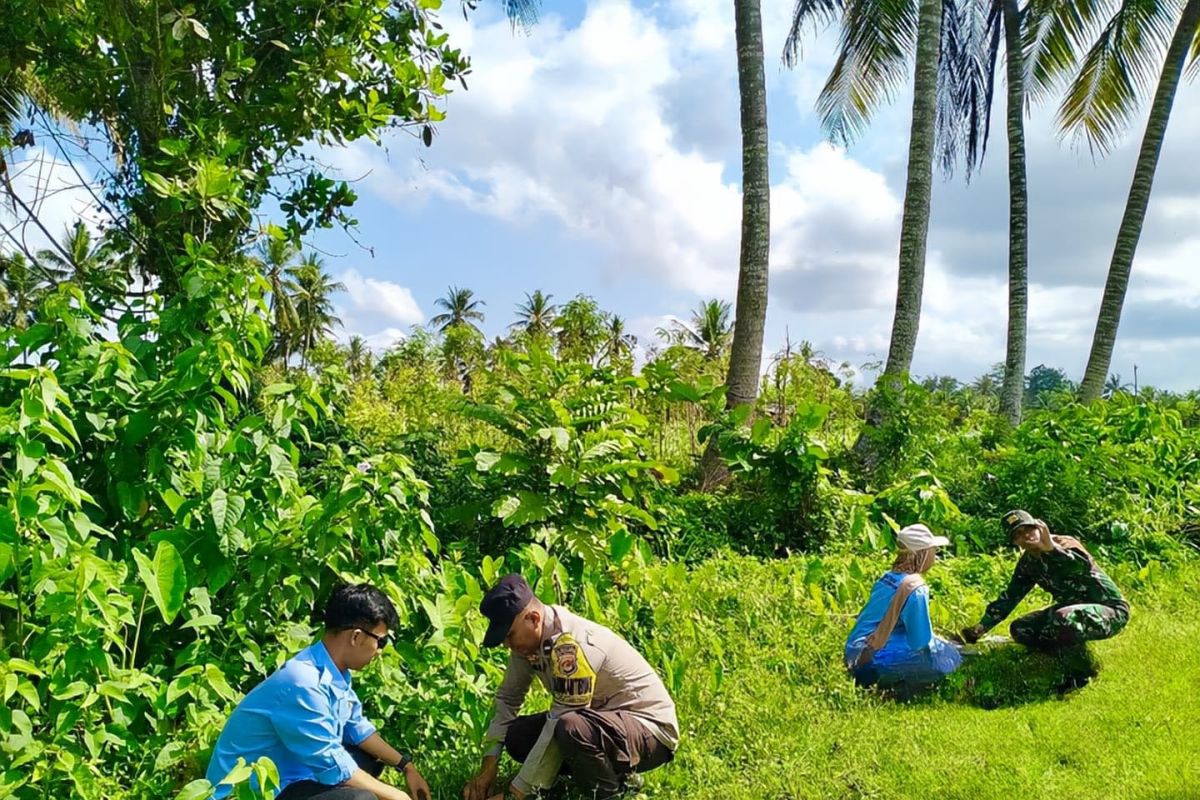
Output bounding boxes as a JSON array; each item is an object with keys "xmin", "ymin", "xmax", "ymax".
[{"xmin": 395, "ymin": 753, "xmax": 413, "ymax": 772}]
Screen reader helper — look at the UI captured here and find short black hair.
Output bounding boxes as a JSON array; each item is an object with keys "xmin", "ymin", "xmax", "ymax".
[{"xmin": 323, "ymin": 583, "xmax": 399, "ymax": 632}]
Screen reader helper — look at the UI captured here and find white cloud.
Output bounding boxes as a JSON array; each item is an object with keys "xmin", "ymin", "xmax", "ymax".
[
  {"xmin": 338, "ymin": 269, "xmax": 424, "ymax": 325},
  {"xmin": 323, "ymin": 0, "xmax": 1200, "ymax": 390}
]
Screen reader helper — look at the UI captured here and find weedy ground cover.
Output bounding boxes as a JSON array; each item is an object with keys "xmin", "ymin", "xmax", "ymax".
[{"xmin": 421, "ymin": 553, "xmax": 1200, "ymax": 800}]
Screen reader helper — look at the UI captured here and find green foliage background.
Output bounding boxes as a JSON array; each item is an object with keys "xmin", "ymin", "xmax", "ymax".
[{"xmin": 1, "ymin": 2, "xmax": 1198, "ymax": 798}]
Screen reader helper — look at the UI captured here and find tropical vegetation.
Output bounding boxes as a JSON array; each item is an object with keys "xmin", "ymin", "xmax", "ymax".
[{"xmin": 0, "ymin": 0, "xmax": 1197, "ymax": 799}]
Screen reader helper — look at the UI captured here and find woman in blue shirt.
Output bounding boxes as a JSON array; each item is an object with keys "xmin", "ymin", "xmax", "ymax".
[{"xmin": 845, "ymin": 523, "xmax": 963, "ymax": 688}]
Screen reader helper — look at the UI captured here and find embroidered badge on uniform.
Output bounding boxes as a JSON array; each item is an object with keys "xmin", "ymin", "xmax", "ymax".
[
  {"xmin": 549, "ymin": 633, "xmax": 596, "ymax": 706},
  {"xmin": 555, "ymin": 643, "xmax": 578, "ymax": 675}
]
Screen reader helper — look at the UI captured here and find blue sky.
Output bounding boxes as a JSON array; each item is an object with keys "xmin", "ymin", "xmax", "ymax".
[
  {"xmin": 302, "ymin": 0, "xmax": 1200, "ymax": 390},
  {"xmin": 7, "ymin": 0, "xmax": 1199, "ymax": 389}
]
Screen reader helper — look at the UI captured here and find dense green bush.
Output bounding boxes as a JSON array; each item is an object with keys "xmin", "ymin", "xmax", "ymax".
[{"xmin": 949, "ymin": 397, "xmax": 1199, "ymax": 557}]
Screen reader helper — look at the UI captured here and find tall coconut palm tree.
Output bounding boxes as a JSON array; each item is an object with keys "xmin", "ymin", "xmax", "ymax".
[
  {"xmin": 431, "ymin": 286, "xmax": 485, "ymax": 334},
  {"xmin": 701, "ymin": 0, "xmax": 774, "ymax": 488},
  {"xmin": 949, "ymin": 0, "xmax": 1031, "ymax": 425},
  {"xmin": 285, "ymin": 254, "xmax": 345, "ymax": 368},
  {"xmin": 255, "ymin": 232, "xmax": 301, "ymax": 358},
  {"xmin": 785, "ymin": 0, "xmax": 946, "ymax": 382},
  {"xmin": 599, "ymin": 315, "xmax": 638, "ymax": 367},
  {"xmin": 996, "ymin": 0, "xmax": 1030, "ymax": 425},
  {"xmin": 346, "ymin": 335, "xmax": 371, "ymax": 377},
  {"xmin": 36, "ymin": 221, "xmax": 126, "ymax": 300},
  {"xmin": 785, "ymin": 0, "xmax": 1005, "ymax": 380},
  {"xmin": 510, "ymin": 290, "xmax": 558, "ymax": 336},
  {"xmin": 0, "ymin": 251, "xmax": 49, "ymax": 330},
  {"xmin": 1046, "ymin": 0, "xmax": 1200, "ymax": 400},
  {"xmin": 661, "ymin": 300, "xmax": 735, "ymax": 361},
  {"xmin": 727, "ymin": 0, "xmax": 770, "ymax": 410}
]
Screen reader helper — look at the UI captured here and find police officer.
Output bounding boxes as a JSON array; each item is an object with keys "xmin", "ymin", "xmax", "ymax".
[
  {"xmin": 462, "ymin": 575, "xmax": 678, "ymax": 800},
  {"xmin": 962, "ymin": 510, "xmax": 1130, "ymax": 650}
]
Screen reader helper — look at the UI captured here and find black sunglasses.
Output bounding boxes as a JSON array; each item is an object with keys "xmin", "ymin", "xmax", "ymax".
[{"xmin": 356, "ymin": 628, "xmax": 393, "ymax": 649}]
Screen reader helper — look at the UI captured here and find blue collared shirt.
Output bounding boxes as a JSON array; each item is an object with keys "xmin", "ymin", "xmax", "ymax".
[{"xmin": 205, "ymin": 642, "xmax": 377, "ymax": 797}]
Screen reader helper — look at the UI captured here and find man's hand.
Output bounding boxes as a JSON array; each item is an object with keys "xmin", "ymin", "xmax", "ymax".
[
  {"xmin": 960, "ymin": 624, "xmax": 985, "ymax": 644},
  {"xmin": 1035, "ymin": 520, "xmax": 1055, "ymax": 552},
  {"xmin": 404, "ymin": 764, "xmax": 432, "ymax": 800},
  {"xmin": 463, "ymin": 758, "xmax": 499, "ymax": 800}
]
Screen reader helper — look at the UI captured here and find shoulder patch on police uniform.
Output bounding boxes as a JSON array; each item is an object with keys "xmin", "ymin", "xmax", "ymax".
[{"xmin": 550, "ymin": 633, "xmax": 596, "ymax": 707}]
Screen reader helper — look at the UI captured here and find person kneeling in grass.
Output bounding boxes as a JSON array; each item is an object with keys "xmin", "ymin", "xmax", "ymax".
[
  {"xmin": 844, "ymin": 524, "xmax": 963, "ymax": 689},
  {"xmin": 961, "ymin": 510, "xmax": 1129, "ymax": 652},
  {"xmin": 205, "ymin": 584, "xmax": 430, "ymax": 800},
  {"xmin": 462, "ymin": 574, "xmax": 678, "ymax": 800}
]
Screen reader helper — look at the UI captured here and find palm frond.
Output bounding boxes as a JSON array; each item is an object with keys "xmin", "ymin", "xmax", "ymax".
[
  {"xmin": 1024, "ymin": 0, "xmax": 1119, "ymax": 102},
  {"xmin": 502, "ymin": 0, "xmax": 540, "ymax": 30},
  {"xmin": 784, "ymin": 0, "xmax": 849, "ymax": 66},
  {"xmin": 816, "ymin": 0, "xmax": 919, "ymax": 144},
  {"xmin": 1186, "ymin": 21, "xmax": 1200, "ymax": 79},
  {"xmin": 1057, "ymin": 0, "xmax": 1179, "ymax": 152},
  {"xmin": 936, "ymin": 0, "xmax": 1003, "ymax": 178}
]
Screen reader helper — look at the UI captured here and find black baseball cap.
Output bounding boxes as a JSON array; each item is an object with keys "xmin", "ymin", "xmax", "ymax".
[
  {"xmin": 1002, "ymin": 509, "xmax": 1038, "ymax": 539},
  {"xmin": 480, "ymin": 574, "xmax": 535, "ymax": 648}
]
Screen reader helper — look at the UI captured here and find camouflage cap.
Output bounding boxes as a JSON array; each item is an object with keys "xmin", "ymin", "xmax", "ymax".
[{"xmin": 1001, "ymin": 509, "xmax": 1038, "ymax": 539}]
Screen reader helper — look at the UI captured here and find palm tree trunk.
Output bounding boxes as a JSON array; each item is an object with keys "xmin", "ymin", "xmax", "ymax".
[
  {"xmin": 881, "ymin": 0, "xmax": 942, "ymax": 379},
  {"xmin": 700, "ymin": 0, "xmax": 770, "ymax": 490},
  {"xmin": 999, "ymin": 0, "xmax": 1029, "ymax": 425},
  {"xmin": 853, "ymin": 0, "xmax": 942, "ymax": 474},
  {"xmin": 1078, "ymin": 0, "xmax": 1200, "ymax": 401}
]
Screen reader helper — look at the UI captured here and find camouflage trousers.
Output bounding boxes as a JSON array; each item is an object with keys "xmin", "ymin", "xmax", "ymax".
[{"xmin": 1010, "ymin": 601, "xmax": 1130, "ymax": 650}]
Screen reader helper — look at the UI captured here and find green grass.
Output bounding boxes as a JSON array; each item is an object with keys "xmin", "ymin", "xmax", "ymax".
[
  {"xmin": 425, "ymin": 553, "xmax": 1200, "ymax": 800},
  {"xmin": 632, "ymin": 555, "xmax": 1200, "ymax": 800},
  {"xmin": 654, "ymin": 609, "xmax": 1198, "ymax": 799}
]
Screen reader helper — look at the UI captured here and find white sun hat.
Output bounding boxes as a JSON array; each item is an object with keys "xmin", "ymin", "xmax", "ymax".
[{"xmin": 897, "ymin": 523, "xmax": 951, "ymax": 551}]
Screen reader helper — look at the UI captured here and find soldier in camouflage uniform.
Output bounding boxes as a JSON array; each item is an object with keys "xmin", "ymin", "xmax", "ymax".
[{"xmin": 961, "ymin": 510, "xmax": 1129, "ymax": 650}]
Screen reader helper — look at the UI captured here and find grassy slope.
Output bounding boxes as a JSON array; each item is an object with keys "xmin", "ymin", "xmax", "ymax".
[{"xmin": 636, "ymin": 555, "xmax": 1200, "ymax": 800}]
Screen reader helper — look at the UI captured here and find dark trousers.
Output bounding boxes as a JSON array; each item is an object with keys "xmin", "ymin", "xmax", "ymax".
[
  {"xmin": 1010, "ymin": 602, "xmax": 1129, "ymax": 650},
  {"xmin": 277, "ymin": 744, "xmax": 384, "ymax": 800},
  {"xmin": 505, "ymin": 709, "xmax": 674, "ymax": 799}
]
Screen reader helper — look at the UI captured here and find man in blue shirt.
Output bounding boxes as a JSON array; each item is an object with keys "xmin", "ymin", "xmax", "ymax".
[{"xmin": 205, "ymin": 584, "xmax": 430, "ymax": 800}]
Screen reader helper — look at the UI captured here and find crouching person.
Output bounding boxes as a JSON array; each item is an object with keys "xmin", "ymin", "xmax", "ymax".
[
  {"xmin": 961, "ymin": 510, "xmax": 1129, "ymax": 651},
  {"xmin": 463, "ymin": 575, "xmax": 678, "ymax": 800},
  {"xmin": 205, "ymin": 584, "xmax": 430, "ymax": 800},
  {"xmin": 845, "ymin": 524, "xmax": 963, "ymax": 688}
]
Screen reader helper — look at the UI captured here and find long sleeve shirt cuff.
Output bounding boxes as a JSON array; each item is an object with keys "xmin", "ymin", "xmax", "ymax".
[
  {"xmin": 344, "ymin": 720, "xmax": 377, "ymax": 746},
  {"xmin": 313, "ymin": 746, "xmax": 358, "ymax": 786},
  {"xmin": 511, "ymin": 775, "xmax": 532, "ymax": 795}
]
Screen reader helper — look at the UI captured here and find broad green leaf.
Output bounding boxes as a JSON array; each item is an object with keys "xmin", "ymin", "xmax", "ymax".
[
  {"xmin": 15, "ymin": 440, "xmax": 43, "ymax": 479},
  {"xmin": 610, "ymin": 531, "xmax": 635, "ymax": 562},
  {"xmin": 204, "ymin": 664, "xmax": 238, "ymax": 702},
  {"xmin": 210, "ymin": 489, "xmax": 229, "ymax": 532},
  {"xmin": 218, "ymin": 758, "xmax": 254, "ymax": 786},
  {"xmin": 15, "ymin": 680, "xmax": 38, "ymax": 711},
  {"xmin": 162, "ymin": 488, "xmax": 186, "ymax": 515},
  {"xmin": 474, "ymin": 451, "xmax": 501, "ymax": 472},
  {"xmin": 493, "ymin": 496, "xmax": 520, "ymax": 520},
  {"xmin": 39, "ymin": 516, "xmax": 70, "ymax": 554},
  {"xmin": 3, "ymin": 659, "xmax": 43, "ymax": 677},
  {"xmin": 156, "ymin": 741, "xmax": 189, "ymax": 771},
  {"xmin": 134, "ymin": 542, "xmax": 187, "ymax": 623},
  {"xmin": 182, "ymin": 613, "xmax": 222, "ymax": 631}
]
